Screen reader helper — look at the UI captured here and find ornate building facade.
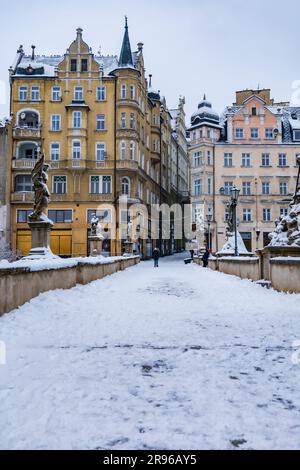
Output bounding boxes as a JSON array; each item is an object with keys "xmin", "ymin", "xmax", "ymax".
[
  {"xmin": 188, "ymin": 89, "xmax": 300, "ymax": 252},
  {"xmin": 8, "ymin": 21, "xmax": 189, "ymax": 258}
]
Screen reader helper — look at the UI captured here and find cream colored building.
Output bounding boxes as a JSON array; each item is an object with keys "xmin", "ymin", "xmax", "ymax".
[{"xmin": 188, "ymin": 89, "xmax": 300, "ymax": 252}]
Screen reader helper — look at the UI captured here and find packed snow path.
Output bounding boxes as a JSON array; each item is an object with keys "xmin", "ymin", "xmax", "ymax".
[{"xmin": 1, "ymin": 253, "xmax": 300, "ymax": 450}]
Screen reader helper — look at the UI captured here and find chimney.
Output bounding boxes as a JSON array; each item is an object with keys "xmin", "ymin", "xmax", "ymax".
[
  {"xmin": 76, "ymin": 27, "xmax": 83, "ymax": 40},
  {"xmin": 137, "ymin": 42, "xmax": 144, "ymax": 52},
  {"xmin": 31, "ymin": 45, "xmax": 36, "ymax": 61}
]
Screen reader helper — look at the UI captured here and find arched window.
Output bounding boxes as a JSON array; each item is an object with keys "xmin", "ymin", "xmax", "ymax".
[
  {"xmin": 17, "ymin": 142, "xmax": 38, "ymax": 159},
  {"xmin": 17, "ymin": 110, "xmax": 40, "ymax": 128},
  {"xmin": 121, "ymin": 177, "xmax": 130, "ymax": 196}
]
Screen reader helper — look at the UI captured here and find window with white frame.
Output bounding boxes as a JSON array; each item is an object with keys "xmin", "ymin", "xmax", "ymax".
[
  {"xmin": 130, "ymin": 113, "xmax": 134, "ymax": 129},
  {"xmin": 250, "ymin": 128, "xmax": 259, "ymax": 139},
  {"xmin": 53, "ymin": 175, "xmax": 67, "ymax": 194},
  {"xmin": 74, "ymin": 86, "xmax": 83, "ymax": 101},
  {"xmin": 280, "ymin": 207, "xmax": 288, "ymax": 217},
  {"xmin": 194, "ymin": 179, "xmax": 202, "ymax": 196},
  {"xmin": 48, "ymin": 209, "xmax": 72, "ymax": 223},
  {"xmin": 129, "ymin": 141, "xmax": 135, "ymax": 160},
  {"xmin": 207, "ymin": 177, "xmax": 212, "ymax": 195},
  {"xmin": 130, "ymin": 85, "xmax": 135, "ymax": 100},
  {"xmin": 279, "ymin": 181, "xmax": 288, "ymax": 195},
  {"xmin": 97, "ymin": 86, "xmax": 106, "ymax": 101},
  {"xmin": 52, "ymin": 86, "xmax": 61, "ymax": 101},
  {"xmin": 153, "ymin": 113, "xmax": 157, "ymax": 126},
  {"xmin": 72, "ymin": 141, "xmax": 81, "ymax": 159},
  {"xmin": 96, "ymin": 142, "xmax": 106, "ymax": 161},
  {"xmin": 72, "ymin": 111, "xmax": 81, "ymax": 128},
  {"xmin": 278, "ymin": 153, "xmax": 287, "ymax": 166},
  {"xmin": 50, "ymin": 142, "xmax": 60, "ymax": 161},
  {"xmin": 121, "ymin": 112, "xmax": 126, "ymax": 128},
  {"xmin": 241, "ymin": 153, "xmax": 251, "ymax": 167},
  {"xmin": 207, "ymin": 150, "xmax": 212, "ymax": 165},
  {"xmin": 263, "ymin": 208, "xmax": 271, "ymax": 222},
  {"xmin": 18, "ymin": 86, "xmax": 27, "ymax": 101},
  {"xmin": 138, "ymin": 181, "xmax": 143, "ymax": 199},
  {"xmin": 265, "ymin": 128, "xmax": 274, "ymax": 139},
  {"xmin": 224, "ymin": 181, "xmax": 233, "ymax": 195},
  {"xmin": 294, "ymin": 130, "xmax": 300, "ymax": 141},
  {"xmin": 224, "ymin": 153, "xmax": 233, "ymax": 167},
  {"xmin": 15, "ymin": 174, "xmax": 32, "ymax": 192},
  {"xmin": 121, "ymin": 177, "xmax": 130, "ymax": 195},
  {"xmin": 261, "ymin": 153, "xmax": 270, "ymax": 166},
  {"xmin": 262, "ymin": 182, "xmax": 270, "ymax": 195},
  {"xmin": 51, "ymin": 114, "xmax": 61, "ymax": 131},
  {"xmin": 193, "ymin": 152, "xmax": 202, "ymax": 167},
  {"xmin": 90, "ymin": 175, "xmax": 112, "ymax": 194},
  {"xmin": 243, "ymin": 208, "xmax": 252, "ymax": 222},
  {"xmin": 96, "ymin": 114, "xmax": 105, "ymax": 131},
  {"xmin": 121, "ymin": 84, "xmax": 126, "ymax": 99},
  {"xmin": 235, "ymin": 128, "xmax": 244, "ymax": 139},
  {"xmin": 121, "ymin": 141, "xmax": 126, "ymax": 160},
  {"xmin": 31, "ymin": 86, "xmax": 40, "ymax": 101},
  {"xmin": 242, "ymin": 181, "xmax": 251, "ymax": 195}
]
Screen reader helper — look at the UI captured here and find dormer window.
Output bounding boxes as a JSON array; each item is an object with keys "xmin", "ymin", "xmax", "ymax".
[
  {"xmin": 70, "ymin": 59, "xmax": 77, "ymax": 72},
  {"xmin": 81, "ymin": 59, "xmax": 88, "ymax": 72},
  {"xmin": 294, "ymin": 130, "xmax": 300, "ymax": 141},
  {"xmin": 74, "ymin": 86, "xmax": 83, "ymax": 101},
  {"xmin": 251, "ymin": 107, "xmax": 257, "ymax": 116}
]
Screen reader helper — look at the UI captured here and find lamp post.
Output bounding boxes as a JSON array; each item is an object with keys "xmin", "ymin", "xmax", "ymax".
[
  {"xmin": 230, "ymin": 186, "xmax": 240, "ymax": 256},
  {"xmin": 206, "ymin": 214, "xmax": 212, "ymax": 251}
]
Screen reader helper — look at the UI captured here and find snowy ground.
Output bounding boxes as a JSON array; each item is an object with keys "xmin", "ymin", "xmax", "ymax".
[{"xmin": 1, "ymin": 252, "xmax": 300, "ymax": 450}]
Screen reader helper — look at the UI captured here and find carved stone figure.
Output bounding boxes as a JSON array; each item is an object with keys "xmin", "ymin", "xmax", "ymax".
[
  {"xmin": 29, "ymin": 152, "xmax": 51, "ymax": 222},
  {"xmin": 91, "ymin": 214, "xmax": 100, "ymax": 236}
]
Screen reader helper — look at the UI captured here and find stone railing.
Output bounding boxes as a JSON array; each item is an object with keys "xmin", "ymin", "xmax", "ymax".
[{"xmin": 0, "ymin": 255, "xmax": 140, "ymax": 316}]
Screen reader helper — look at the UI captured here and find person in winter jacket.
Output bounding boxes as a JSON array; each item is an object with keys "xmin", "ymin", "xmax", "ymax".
[
  {"xmin": 152, "ymin": 247, "xmax": 160, "ymax": 267},
  {"xmin": 202, "ymin": 247, "xmax": 210, "ymax": 267}
]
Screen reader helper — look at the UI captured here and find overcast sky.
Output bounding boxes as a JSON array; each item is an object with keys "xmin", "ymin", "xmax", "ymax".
[{"xmin": 0, "ymin": 0, "xmax": 299, "ymax": 123}]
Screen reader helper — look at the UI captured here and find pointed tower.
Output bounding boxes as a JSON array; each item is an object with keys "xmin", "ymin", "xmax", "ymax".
[{"xmin": 118, "ymin": 17, "xmax": 133, "ymax": 67}]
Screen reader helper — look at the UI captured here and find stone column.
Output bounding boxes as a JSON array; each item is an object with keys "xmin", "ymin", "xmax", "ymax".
[
  {"xmin": 26, "ymin": 220, "xmax": 57, "ymax": 259},
  {"xmin": 89, "ymin": 235, "xmax": 103, "ymax": 257}
]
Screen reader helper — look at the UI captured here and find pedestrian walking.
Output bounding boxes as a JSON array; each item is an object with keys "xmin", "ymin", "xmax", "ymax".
[
  {"xmin": 190, "ymin": 249, "xmax": 195, "ymax": 260},
  {"xmin": 152, "ymin": 247, "xmax": 160, "ymax": 267},
  {"xmin": 202, "ymin": 247, "xmax": 210, "ymax": 268}
]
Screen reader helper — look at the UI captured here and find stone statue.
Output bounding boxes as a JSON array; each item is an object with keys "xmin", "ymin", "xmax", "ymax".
[
  {"xmin": 226, "ymin": 201, "xmax": 234, "ymax": 236},
  {"xmin": 29, "ymin": 152, "xmax": 51, "ymax": 222},
  {"xmin": 269, "ymin": 155, "xmax": 300, "ymax": 247}
]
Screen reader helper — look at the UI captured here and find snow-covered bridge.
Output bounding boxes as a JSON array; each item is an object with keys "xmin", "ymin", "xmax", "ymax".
[{"xmin": 1, "ymin": 253, "xmax": 300, "ymax": 449}]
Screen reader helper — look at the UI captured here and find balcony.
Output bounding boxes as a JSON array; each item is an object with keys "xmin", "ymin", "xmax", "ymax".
[
  {"xmin": 13, "ymin": 126, "xmax": 41, "ymax": 140},
  {"xmin": 88, "ymin": 194, "xmax": 113, "ymax": 202},
  {"xmin": 12, "ymin": 159, "xmax": 37, "ymax": 169},
  {"xmin": 11, "ymin": 192, "xmax": 34, "ymax": 203}
]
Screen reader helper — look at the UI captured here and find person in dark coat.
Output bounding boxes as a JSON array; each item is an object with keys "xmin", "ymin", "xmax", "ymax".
[
  {"xmin": 202, "ymin": 247, "xmax": 210, "ymax": 267},
  {"xmin": 152, "ymin": 247, "xmax": 160, "ymax": 267},
  {"xmin": 190, "ymin": 249, "xmax": 195, "ymax": 260}
]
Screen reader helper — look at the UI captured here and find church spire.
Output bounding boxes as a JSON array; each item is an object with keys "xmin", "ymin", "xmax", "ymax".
[{"xmin": 118, "ymin": 16, "xmax": 133, "ymax": 67}]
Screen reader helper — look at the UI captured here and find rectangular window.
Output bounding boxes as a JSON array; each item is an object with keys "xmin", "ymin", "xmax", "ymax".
[
  {"xmin": 121, "ymin": 141, "xmax": 126, "ymax": 160},
  {"xmin": 81, "ymin": 59, "xmax": 88, "ymax": 72},
  {"xmin": 18, "ymin": 86, "xmax": 27, "ymax": 101},
  {"xmin": 73, "ymin": 111, "xmax": 81, "ymax": 128},
  {"xmin": 121, "ymin": 112, "xmax": 126, "ymax": 129},
  {"xmin": 121, "ymin": 84, "xmax": 126, "ymax": 99},
  {"xmin": 250, "ymin": 128, "xmax": 259, "ymax": 139},
  {"xmin": 96, "ymin": 114, "xmax": 105, "ymax": 130},
  {"xmin": 235, "ymin": 128, "xmax": 244, "ymax": 139},
  {"xmin": 262, "ymin": 182, "xmax": 270, "ymax": 195},
  {"xmin": 15, "ymin": 175, "xmax": 32, "ymax": 192},
  {"xmin": 261, "ymin": 153, "xmax": 270, "ymax": 166},
  {"xmin": 130, "ymin": 85, "xmax": 135, "ymax": 100},
  {"xmin": 294, "ymin": 130, "xmax": 300, "ymax": 141},
  {"xmin": 90, "ymin": 176, "xmax": 100, "ymax": 194},
  {"xmin": 129, "ymin": 141, "xmax": 134, "ymax": 160},
  {"xmin": 50, "ymin": 142, "xmax": 60, "ymax": 161},
  {"xmin": 130, "ymin": 113, "xmax": 134, "ymax": 129},
  {"xmin": 224, "ymin": 153, "xmax": 233, "ymax": 167},
  {"xmin": 102, "ymin": 177, "xmax": 111, "ymax": 194},
  {"xmin": 194, "ymin": 179, "xmax": 202, "ymax": 196},
  {"xmin": 224, "ymin": 181, "xmax": 233, "ymax": 195},
  {"xmin": 207, "ymin": 150, "xmax": 212, "ymax": 165},
  {"xmin": 242, "ymin": 181, "xmax": 251, "ymax": 195},
  {"xmin": 252, "ymin": 107, "xmax": 257, "ymax": 116},
  {"xmin": 265, "ymin": 128, "xmax": 274, "ymax": 139},
  {"xmin": 90, "ymin": 175, "xmax": 112, "ymax": 194},
  {"xmin": 53, "ymin": 176, "xmax": 67, "ymax": 194},
  {"xmin": 278, "ymin": 153, "xmax": 287, "ymax": 166},
  {"xmin": 263, "ymin": 208, "xmax": 271, "ymax": 222},
  {"xmin": 72, "ymin": 141, "xmax": 81, "ymax": 159},
  {"xmin": 48, "ymin": 209, "xmax": 72, "ymax": 223},
  {"xmin": 74, "ymin": 86, "xmax": 83, "ymax": 101},
  {"xmin": 52, "ymin": 86, "xmax": 61, "ymax": 101},
  {"xmin": 280, "ymin": 207, "xmax": 288, "ymax": 217},
  {"xmin": 31, "ymin": 86, "xmax": 40, "ymax": 101},
  {"xmin": 97, "ymin": 86, "xmax": 106, "ymax": 101},
  {"xmin": 208, "ymin": 178, "xmax": 212, "ymax": 195},
  {"xmin": 70, "ymin": 59, "xmax": 77, "ymax": 72},
  {"xmin": 243, "ymin": 208, "xmax": 252, "ymax": 222},
  {"xmin": 17, "ymin": 209, "xmax": 32, "ymax": 223},
  {"xmin": 96, "ymin": 142, "xmax": 106, "ymax": 161},
  {"xmin": 241, "ymin": 153, "xmax": 251, "ymax": 167},
  {"xmin": 51, "ymin": 115, "xmax": 61, "ymax": 131},
  {"xmin": 279, "ymin": 182, "xmax": 288, "ymax": 195}
]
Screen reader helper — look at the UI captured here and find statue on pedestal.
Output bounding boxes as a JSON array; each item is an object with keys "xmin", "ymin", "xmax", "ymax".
[
  {"xmin": 29, "ymin": 152, "xmax": 52, "ymax": 223},
  {"xmin": 89, "ymin": 213, "xmax": 104, "ymax": 257}
]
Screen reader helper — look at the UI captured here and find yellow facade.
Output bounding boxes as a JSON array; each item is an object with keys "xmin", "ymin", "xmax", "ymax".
[{"xmin": 8, "ymin": 25, "xmax": 186, "ymax": 258}]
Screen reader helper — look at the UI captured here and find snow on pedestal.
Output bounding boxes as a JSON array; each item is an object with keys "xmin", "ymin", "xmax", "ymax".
[{"xmin": 217, "ymin": 231, "xmax": 250, "ymax": 256}]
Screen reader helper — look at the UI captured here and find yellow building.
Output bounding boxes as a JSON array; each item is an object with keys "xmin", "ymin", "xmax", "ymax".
[{"xmin": 8, "ymin": 20, "xmax": 188, "ymax": 258}]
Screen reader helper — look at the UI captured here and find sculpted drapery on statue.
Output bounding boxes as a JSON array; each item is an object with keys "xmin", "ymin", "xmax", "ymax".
[{"xmin": 29, "ymin": 152, "xmax": 52, "ymax": 223}]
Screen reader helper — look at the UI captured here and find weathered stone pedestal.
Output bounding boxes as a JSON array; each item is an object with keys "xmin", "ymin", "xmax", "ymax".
[
  {"xmin": 256, "ymin": 246, "xmax": 300, "ymax": 280},
  {"xmin": 123, "ymin": 240, "xmax": 133, "ymax": 257},
  {"xmin": 25, "ymin": 220, "xmax": 58, "ymax": 259},
  {"xmin": 89, "ymin": 235, "xmax": 103, "ymax": 257}
]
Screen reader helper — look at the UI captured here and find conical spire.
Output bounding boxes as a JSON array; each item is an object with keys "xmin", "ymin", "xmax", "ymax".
[{"xmin": 118, "ymin": 16, "xmax": 133, "ymax": 67}]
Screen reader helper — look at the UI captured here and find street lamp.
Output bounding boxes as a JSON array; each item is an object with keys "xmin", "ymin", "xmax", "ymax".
[
  {"xmin": 206, "ymin": 214, "xmax": 212, "ymax": 251},
  {"xmin": 230, "ymin": 186, "xmax": 240, "ymax": 256}
]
